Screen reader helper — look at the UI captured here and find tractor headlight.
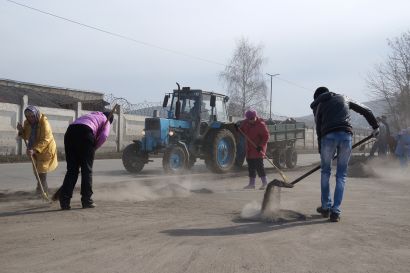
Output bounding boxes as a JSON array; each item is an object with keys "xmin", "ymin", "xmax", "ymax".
[
  {"xmin": 169, "ymin": 130, "xmax": 175, "ymax": 136},
  {"xmin": 141, "ymin": 129, "xmax": 145, "ymax": 136}
]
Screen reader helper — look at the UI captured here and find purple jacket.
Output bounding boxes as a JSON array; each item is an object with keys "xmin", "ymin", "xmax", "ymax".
[{"xmin": 72, "ymin": 112, "xmax": 110, "ymax": 149}]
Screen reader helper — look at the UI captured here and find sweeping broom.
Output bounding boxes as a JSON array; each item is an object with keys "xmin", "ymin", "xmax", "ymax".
[
  {"xmin": 22, "ymin": 139, "xmax": 50, "ymax": 202},
  {"xmin": 52, "ymin": 105, "xmax": 118, "ymax": 202}
]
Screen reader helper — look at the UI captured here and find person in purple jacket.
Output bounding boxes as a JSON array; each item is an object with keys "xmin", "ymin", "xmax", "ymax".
[{"xmin": 59, "ymin": 112, "xmax": 113, "ymax": 210}]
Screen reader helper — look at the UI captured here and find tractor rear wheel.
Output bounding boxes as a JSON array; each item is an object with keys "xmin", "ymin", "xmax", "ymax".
[
  {"xmin": 163, "ymin": 145, "xmax": 187, "ymax": 174},
  {"xmin": 205, "ymin": 129, "xmax": 236, "ymax": 173},
  {"xmin": 122, "ymin": 143, "xmax": 146, "ymax": 173}
]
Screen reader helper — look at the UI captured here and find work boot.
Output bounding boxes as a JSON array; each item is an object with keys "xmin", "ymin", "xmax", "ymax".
[
  {"xmin": 243, "ymin": 177, "xmax": 256, "ymax": 189},
  {"xmin": 259, "ymin": 176, "xmax": 268, "ymax": 190},
  {"xmin": 82, "ymin": 197, "xmax": 96, "ymax": 209},
  {"xmin": 82, "ymin": 202, "xmax": 96, "ymax": 209},
  {"xmin": 60, "ymin": 202, "xmax": 71, "ymax": 210},
  {"xmin": 316, "ymin": 206, "xmax": 330, "ymax": 218},
  {"xmin": 330, "ymin": 212, "xmax": 340, "ymax": 222},
  {"xmin": 60, "ymin": 198, "xmax": 71, "ymax": 210}
]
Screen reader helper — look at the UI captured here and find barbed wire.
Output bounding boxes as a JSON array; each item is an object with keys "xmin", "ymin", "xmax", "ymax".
[{"xmin": 104, "ymin": 93, "xmax": 167, "ymax": 117}]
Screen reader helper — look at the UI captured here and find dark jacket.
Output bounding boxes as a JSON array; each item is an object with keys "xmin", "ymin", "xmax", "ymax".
[
  {"xmin": 240, "ymin": 118, "xmax": 269, "ymax": 159},
  {"xmin": 310, "ymin": 92, "xmax": 379, "ymax": 145}
]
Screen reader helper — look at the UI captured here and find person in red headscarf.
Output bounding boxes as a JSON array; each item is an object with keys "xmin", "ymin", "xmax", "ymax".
[{"xmin": 239, "ymin": 109, "xmax": 270, "ymax": 189}]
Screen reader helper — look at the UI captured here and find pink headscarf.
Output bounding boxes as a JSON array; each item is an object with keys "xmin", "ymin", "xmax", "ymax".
[{"xmin": 245, "ymin": 109, "xmax": 257, "ymax": 120}]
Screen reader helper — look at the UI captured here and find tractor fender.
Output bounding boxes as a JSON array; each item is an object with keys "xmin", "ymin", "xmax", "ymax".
[{"xmin": 177, "ymin": 141, "xmax": 190, "ymax": 159}]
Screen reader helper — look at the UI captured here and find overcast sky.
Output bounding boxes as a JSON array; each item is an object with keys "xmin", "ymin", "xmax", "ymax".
[{"xmin": 1, "ymin": 0, "xmax": 409, "ymax": 117}]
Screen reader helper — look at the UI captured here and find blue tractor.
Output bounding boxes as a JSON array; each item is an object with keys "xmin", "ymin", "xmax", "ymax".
[{"xmin": 122, "ymin": 84, "xmax": 245, "ymax": 174}]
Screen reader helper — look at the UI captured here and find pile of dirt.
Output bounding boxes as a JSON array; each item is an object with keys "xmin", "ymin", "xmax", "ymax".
[{"xmin": 348, "ymin": 155, "xmax": 378, "ymax": 177}]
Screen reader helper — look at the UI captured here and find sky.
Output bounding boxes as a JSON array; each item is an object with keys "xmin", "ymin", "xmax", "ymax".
[{"xmin": 1, "ymin": 0, "xmax": 409, "ymax": 117}]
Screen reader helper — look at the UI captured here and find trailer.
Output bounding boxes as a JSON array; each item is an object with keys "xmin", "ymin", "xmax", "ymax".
[{"xmin": 265, "ymin": 121, "xmax": 305, "ymax": 169}]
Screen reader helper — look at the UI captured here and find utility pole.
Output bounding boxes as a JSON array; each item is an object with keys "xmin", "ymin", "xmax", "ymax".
[{"xmin": 266, "ymin": 73, "xmax": 280, "ymax": 120}]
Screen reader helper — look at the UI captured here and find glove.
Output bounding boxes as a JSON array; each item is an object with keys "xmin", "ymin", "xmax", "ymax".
[
  {"xmin": 256, "ymin": 146, "xmax": 262, "ymax": 153},
  {"xmin": 372, "ymin": 127, "xmax": 380, "ymax": 137}
]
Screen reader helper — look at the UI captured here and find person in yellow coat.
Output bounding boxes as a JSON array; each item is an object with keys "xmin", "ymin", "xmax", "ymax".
[{"xmin": 17, "ymin": 105, "xmax": 58, "ymax": 195}]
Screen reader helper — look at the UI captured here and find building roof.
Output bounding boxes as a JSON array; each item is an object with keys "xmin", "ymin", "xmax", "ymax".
[{"xmin": 0, "ymin": 85, "xmax": 80, "ymax": 108}]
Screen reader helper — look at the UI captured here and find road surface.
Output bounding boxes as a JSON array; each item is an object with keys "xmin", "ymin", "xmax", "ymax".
[{"xmin": 1, "ymin": 155, "xmax": 409, "ymax": 273}]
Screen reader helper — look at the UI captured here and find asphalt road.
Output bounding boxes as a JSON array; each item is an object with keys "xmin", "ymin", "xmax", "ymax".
[{"xmin": 2, "ymin": 154, "xmax": 409, "ymax": 273}]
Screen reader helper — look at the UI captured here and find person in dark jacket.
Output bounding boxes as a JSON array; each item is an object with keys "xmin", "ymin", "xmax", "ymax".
[
  {"xmin": 59, "ymin": 111, "xmax": 114, "ymax": 210},
  {"xmin": 240, "ymin": 110, "xmax": 270, "ymax": 190},
  {"xmin": 311, "ymin": 87, "xmax": 379, "ymax": 222}
]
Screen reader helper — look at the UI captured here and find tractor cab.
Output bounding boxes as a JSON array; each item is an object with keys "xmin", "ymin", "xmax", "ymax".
[{"xmin": 164, "ymin": 85, "xmax": 229, "ymax": 128}]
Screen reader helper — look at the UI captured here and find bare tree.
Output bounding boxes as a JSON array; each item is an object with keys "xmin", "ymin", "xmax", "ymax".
[
  {"xmin": 367, "ymin": 30, "xmax": 410, "ymax": 130},
  {"xmin": 220, "ymin": 38, "xmax": 268, "ymax": 117}
]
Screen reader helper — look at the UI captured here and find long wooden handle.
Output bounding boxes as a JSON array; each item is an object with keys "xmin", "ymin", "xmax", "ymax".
[{"xmin": 23, "ymin": 139, "xmax": 50, "ymax": 201}]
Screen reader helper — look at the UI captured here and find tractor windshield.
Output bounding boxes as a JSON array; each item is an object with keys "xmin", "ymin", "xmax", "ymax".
[{"xmin": 170, "ymin": 91, "xmax": 201, "ymax": 120}]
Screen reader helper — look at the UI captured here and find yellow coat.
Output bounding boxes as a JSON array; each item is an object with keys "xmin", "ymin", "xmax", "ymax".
[{"xmin": 21, "ymin": 113, "xmax": 58, "ymax": 173}]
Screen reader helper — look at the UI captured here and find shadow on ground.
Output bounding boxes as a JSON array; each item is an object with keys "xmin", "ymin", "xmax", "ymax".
[{"xmin": 161, "ymin": 212, "xmax": 328, "ymax": 236}]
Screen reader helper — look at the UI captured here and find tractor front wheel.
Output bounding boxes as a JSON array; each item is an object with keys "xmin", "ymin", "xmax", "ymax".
[
  {"xmin": 122, "ymin": 143, "xmax": 146, "ymax": 173},
  {"xmin": 163, "ymin": 145, "xmax": 188, "ymax": 174}
]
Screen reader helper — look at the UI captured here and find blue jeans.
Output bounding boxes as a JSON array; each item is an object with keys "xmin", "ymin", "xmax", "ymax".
[{"xmin": 320, "ymin": 131, "xmax": 352, "ymax": 215}]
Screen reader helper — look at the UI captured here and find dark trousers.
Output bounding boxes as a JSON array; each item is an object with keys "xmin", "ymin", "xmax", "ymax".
[
  {"xmin": 246, "ymin": 158, "xmax": 266, "ymax": 178},
  {"xmin": 60, "ymin": 124, "xmax": 95, "ymax": 205}
]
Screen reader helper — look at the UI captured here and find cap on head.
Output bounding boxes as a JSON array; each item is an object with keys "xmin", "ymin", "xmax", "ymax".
[
  {"xmin": 245, "ymin": 109, "xmax": 257, "ymax": 120},
  {"xmin": 103, "ymin": 112, "xmax": 114, "ymax": 124},
  {"xmin": 314, "ymin": 87, "xmax": 329, "ymax": 100}
]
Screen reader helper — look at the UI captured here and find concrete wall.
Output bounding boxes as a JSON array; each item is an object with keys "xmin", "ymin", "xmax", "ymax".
[{"xmin": 0, "ymin": 96, "xmax": 146, "ymax": 155}]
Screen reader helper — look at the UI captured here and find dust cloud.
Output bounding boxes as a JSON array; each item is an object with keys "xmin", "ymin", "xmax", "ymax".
[
  {"xmin": 95, "ymin": 177, "xmax": 197, "ymax": 202},
  {"xmin": 348, "ymin": 155, "xmax": 409, "ymax": 180},
  {"xmin": 240, "ymin": 187, "xmax": 284, "ymax": 221}
]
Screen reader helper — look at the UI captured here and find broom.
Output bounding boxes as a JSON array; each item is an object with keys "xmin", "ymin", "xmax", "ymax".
[{"xmin": 22, "ymin": 139, "xmax": 50, "ymax": 202}]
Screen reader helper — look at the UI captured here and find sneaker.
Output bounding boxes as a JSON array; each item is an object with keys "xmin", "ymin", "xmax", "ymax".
[
  {"xmin": 259, "ymin": 185, "xmax": 266, "ymax": 190},
  {"xmin": 243, "ymin": 184, "xmax": 255, "ymax": 190},
  {"xmin": 330, "ymin": 212, "xmax": 340, "ymax": 222},
  {"xmin": 316, "ymin": 206, "xmax": 330, "ymax": 218},
  {"xmin": 82, "ymin": 202, "xmax": 96, "ymax": 209}
]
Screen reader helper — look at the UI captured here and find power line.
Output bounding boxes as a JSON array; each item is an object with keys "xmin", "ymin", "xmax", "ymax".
[
  {"xmin": 5, "ymin": 0, "xmax": 227, "ymax": 67},
  {"xmin": 5, "ymin": 0, "xmax": 313, "ymax": 92},
  {"xmin": 275, "ymin": 76, "xmax": 312, "ymax": 91}
]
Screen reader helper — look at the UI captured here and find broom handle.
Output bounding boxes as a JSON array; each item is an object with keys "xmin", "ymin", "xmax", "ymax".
[
  {"xmin": 237, "ymin": 126, "xmax": 289, "ymax": 183},
  {"xmin": 290, "ymin": 134, "xmax": 374, "ymax": 185},
  {"xmin": 96, "ymin": 104, "xmax": 118, "ymax": 140},
  {"xmin": 23, "ymin": 138, "xmax": 49, "ymax": 201}
]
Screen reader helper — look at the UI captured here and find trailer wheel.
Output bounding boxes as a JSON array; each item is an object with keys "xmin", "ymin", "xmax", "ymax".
[
  {"xmin": 205, "ymin": 129, "xmax": 236, "ymax": 173},
  {"xmin": 122, "ymin": 143, "xmax": 146, "ymax": 173},
  {"xmin": 285, "ymin": 148, "xmax": 298, "ymax": 169},
  {"xmin": 273, "ymin": 149, "xmax": 287, "ymax": 169},
  {"xmin": 163, "ymin": 145, "xmax": 187, "ymax": 174}
]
